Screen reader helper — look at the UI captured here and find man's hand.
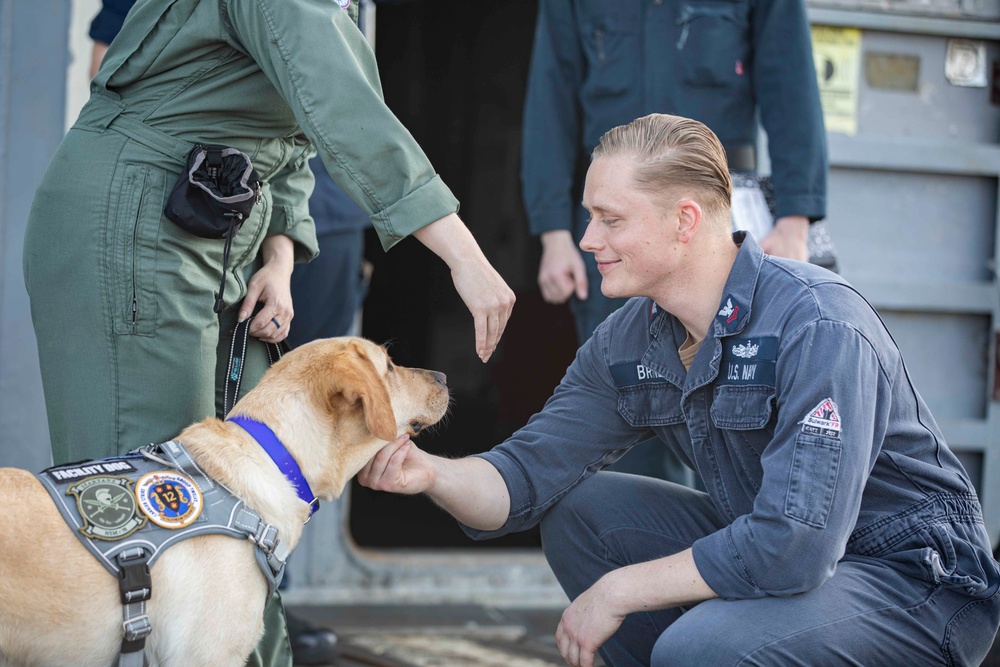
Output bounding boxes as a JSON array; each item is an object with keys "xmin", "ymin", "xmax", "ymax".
[
  {"xmin": 758, "ymin": 215, "xmax": 809, "ymax": 262},
  {"xmin": 538, "ymin": 230, "xmax": 588, "ymax": 304},
  {"xmin": 358, "ymin": 435, "xmax": 436, "ymax": 495},
  {"xmin": 556, "ymin": 549, "xmax": 718, "ymax": 666},
  {"xmin": 556, "ymin": 574, "xmax": 627, "ymax": 667}
]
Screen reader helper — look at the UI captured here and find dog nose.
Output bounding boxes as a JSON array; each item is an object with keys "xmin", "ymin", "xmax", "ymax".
[{"xmin": 433, "ymin": 371, "xmax": 447, "ymax": 386}]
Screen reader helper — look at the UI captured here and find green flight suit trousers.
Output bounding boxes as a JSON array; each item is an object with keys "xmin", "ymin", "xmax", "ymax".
[{"xmin": 24, "ymin": 104, "xmax": 292, "ymax": 667}]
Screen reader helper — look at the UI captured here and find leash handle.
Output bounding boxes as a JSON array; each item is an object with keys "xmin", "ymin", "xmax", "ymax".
[{"xmin": 224, "ymin": 314, "xmax": 290, "ymax": 417}]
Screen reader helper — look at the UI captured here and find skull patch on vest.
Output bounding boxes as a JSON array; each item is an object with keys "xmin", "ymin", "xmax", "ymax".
[{"xmin": 67, "ymin": 475, "xmax": 147, "ymax": 541}]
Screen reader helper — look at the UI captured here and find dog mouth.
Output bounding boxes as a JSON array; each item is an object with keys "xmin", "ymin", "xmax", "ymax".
[{"xmin": 407, "ymin": 420, "xmax": 424, "ymax": 435}]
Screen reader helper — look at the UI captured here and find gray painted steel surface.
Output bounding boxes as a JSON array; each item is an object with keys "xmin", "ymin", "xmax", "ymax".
[
  {"xmin": 808, "ymin": 8, "xmax": 1000, "ymax": 549},
  {"xmin": 0, "ymin": 0, "xmax": 66, "ymax": 473}
]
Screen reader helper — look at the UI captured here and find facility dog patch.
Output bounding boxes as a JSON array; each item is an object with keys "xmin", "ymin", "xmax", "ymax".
[
  {"xmin": 46, "ymin": 459, "xmax": 137, "ymax": 482},
  {"xmin": 67, "ymin": 475, "xmax": 147, "ymax": 541},
  {"xmin": 800, "ymin": 398, "xmax": 842, "ymax": 438},
  {"xmin": 135, "ymin": 471, "xmax": 203, "ymax": 529}
]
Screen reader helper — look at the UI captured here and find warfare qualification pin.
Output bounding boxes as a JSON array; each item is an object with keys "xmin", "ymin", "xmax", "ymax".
[
  {"xmin": 135, "ymin": 471, "xmax": 203, "ymax": 529},
  {"xmin": 67, "ymin": 475, "xmax": 147, "ymax": 541}
]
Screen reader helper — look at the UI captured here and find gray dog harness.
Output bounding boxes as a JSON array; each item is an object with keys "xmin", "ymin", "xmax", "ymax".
[{"xmin": 37, "ymin": 440, "xmax": 290, "ymax": 667}]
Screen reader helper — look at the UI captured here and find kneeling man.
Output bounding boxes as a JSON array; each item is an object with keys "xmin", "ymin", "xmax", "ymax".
[{"xmin": 360, "ymin": 114, "xmax": 1000, "ymax": 667}]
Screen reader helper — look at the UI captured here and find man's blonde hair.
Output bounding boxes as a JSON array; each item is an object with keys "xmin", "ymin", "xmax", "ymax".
[{"xmin": 592, "ymin": 114, "xmax": 732, "ymax": 225}]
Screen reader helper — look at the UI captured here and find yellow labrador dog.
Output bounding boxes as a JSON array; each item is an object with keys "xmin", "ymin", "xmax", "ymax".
[{"xmin": 0, "ymin": 337, "xmax": 448, "ymax": 666}]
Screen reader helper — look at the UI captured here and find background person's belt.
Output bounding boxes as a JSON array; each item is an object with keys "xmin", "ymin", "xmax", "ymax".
[{"xmin": 724, "ymin": 144, "xmax": 756, "ymax": 173}]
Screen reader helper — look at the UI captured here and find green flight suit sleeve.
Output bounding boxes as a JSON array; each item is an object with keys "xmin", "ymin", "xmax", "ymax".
[
  {"xmin": 223, "ymin": 0, "xmax": 459, "ymax": 251},
  {"xmin": 266, "ymin": 142, "xmax": 320, "ymax": 263}
]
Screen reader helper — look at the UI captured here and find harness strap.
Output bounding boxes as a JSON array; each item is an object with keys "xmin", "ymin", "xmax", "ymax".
[
  {"xmin": 235, "ymin": 507, "xmax": 290, "ymax": 594},
  {"xmin": 155, "ymin": 441, "xmax": 291, "ymax": 588},
  {"xmin": 116, "ymin": 548, "xmax": 152, "ymax": 666}
]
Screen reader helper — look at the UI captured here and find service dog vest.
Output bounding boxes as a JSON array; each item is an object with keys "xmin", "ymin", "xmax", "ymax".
[{"xmin": 36, "ymin": 440, "xmax": 288, "ymax": 596}]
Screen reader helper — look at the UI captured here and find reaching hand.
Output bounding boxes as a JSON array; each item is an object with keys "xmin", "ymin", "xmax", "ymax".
[
  {"xmin": 412, "ymin": 213, "xmax": 515, "ymax": 363},
  {"xmin": 538, "ymin": 230, "xmax": 588, "ymax": 304},
  {"xmin": 758, "ymin": 215, "xmax": 809, "ymax": 262},
  {"xmin": 556, "ymin": 575, "xmax": 626, "ymax": 667},
  {"xmin": 358, "ymin": 435, "xmax": 437, "ymax": 495},
  {"xmin": 449, "ymin": 256, "xmax": 516, "ymax": 363}
]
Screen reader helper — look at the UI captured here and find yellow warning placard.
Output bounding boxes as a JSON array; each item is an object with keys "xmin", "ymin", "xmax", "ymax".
[{"xmin": 811, "ymin": 26, "xmax": 862, "ymax": 136}]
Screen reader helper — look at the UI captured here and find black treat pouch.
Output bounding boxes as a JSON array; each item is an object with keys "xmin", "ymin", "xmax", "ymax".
[{"xmin": 165, "ymin": 144, "xmax": 262, "ymax": 312}]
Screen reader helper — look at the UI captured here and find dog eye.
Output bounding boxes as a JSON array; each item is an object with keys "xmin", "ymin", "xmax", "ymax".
[{"xmin": 386, "ymin": 361, "xmax": 394, "ymax": 374}]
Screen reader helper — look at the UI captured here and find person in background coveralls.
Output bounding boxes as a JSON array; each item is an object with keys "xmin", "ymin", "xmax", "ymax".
[
  {"xmin": 25, "ymin": 0, "xmax": 514, "ymax": 664},
  {"xmin": 360, "ymin": 114, "xmax": 1000, "ymax": 667},
  {"xmin": 522, "ymin": 0, "xmax": 827, "ymax": 340},
  {"xmin": 521, "ymin": 0, "xmax": 828, "ymax": 481}
]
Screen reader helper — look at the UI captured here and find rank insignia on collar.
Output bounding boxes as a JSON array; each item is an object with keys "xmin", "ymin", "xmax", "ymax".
[
  {"xmin": 716, "ymin": 295, "xmax": 746, "ymax": 332},
  {"xmin": 135, "ymin": 471, "xmax": 203, "ymax": 530},
  {"xmin": 67, "ymin": 475, "xmax": 147, "ymax": 541}
]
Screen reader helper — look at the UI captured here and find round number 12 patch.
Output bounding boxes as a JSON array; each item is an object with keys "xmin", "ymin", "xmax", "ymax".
[{"xmin": 135, "ymin": 471, "xmax": 203, "ymax": 529}]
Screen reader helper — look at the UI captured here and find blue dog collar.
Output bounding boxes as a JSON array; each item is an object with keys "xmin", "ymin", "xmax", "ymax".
[{"xmin": 228, "ymin": 415, "xmax": 319, "ymax": 519}]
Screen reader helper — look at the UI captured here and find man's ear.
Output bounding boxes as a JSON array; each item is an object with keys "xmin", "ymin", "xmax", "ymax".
[
  {"xmin": 675, "ymin": 198, "xmax": 703, "ymax": 243},
  {"xmin": 333, "ymin": 343, "xmax": 398, "ymax": 441}
]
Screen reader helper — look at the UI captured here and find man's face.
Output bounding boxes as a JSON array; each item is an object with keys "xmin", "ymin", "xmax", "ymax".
[{"xmin": 580, "ymin": 156, "xmax": 681, "ymax": 300}]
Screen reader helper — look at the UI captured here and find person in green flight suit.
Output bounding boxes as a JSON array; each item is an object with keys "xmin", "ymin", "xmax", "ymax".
[{"xmin": 23, "ymin": 0, "xmax": 515, "ymax": 664}]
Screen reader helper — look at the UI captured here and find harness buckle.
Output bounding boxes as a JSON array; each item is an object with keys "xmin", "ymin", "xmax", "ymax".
[
  {"xmin": 123, "ymin": 615, "xmax": 152, "ymax": 642},
  {"xmin": 251, "ymin": 522, "xmax": 279, "ymax": 551},
  {"xmin": 117, "ymin": 549, "xmax": 152, "ymax": 605}
]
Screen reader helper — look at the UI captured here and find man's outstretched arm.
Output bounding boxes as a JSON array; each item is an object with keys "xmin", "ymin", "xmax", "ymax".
[{"xmin": 357, "ymin": 435, "xmax": 510, "ymax": 531}]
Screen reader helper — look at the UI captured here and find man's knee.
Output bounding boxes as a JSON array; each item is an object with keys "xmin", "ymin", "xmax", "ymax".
[
  {"xmin": 540, "ymin": 474, "xmax": 633, "ymax": 597},
  {"xmin": 539, "ymin": 478, "xmax": 594, "ymax": 565},
  {"xmin": 650, "ymin": 603, "xmax": 760, "ymax": 667},
  {"xmin": 651, "ymin": 618, "xmax": 733, "ymax": 667}
]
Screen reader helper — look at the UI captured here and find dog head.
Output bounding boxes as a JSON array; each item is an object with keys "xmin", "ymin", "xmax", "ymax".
[{"xmin": 230, "ymin": 337, "xmax": 449, "ymax": 500}]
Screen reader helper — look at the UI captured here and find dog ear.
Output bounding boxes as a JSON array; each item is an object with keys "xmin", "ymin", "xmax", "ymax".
[{"xmin": 337, "ymin": 342, "xmax": 397, "ymax": 441}]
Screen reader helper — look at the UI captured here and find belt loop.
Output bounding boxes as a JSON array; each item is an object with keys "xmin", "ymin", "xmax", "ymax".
[
  {"xmin": 80, "ymin": 94, "xmax": 127, "ymax": 132},
  {"xmin": 81, "ymin": 95, "xmax": 194, "ymax": 166}
]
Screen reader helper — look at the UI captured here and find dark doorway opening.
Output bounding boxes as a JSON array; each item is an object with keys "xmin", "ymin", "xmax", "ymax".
[{"xmin": 352, "ymin": 0, "xmax": 579, "ymax": 548}]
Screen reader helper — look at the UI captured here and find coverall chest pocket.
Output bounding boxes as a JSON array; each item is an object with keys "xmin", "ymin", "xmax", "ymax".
[
  {"xmin": 711, "ymin": 385, "xmax": 774, "ymax": 481},
  {"xmin": 579, "ymin": 6, "xmax": 641, "ymax": 98},
  {"xmin": 112, "ymin": 163, "xmax": 165, "ymax": 335},
  {"xmin": 676, "ymin": 0, "xmax": 750, "ymax": 89},
  {"xmin": 618, "ymin": 383, "xmax": 684, "ymax": 427},
  {"xmin": 710, "ymin": 385, "xmax": 774, "ymax": 430}
]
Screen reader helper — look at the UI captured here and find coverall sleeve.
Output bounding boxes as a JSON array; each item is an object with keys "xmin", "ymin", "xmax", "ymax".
[
  {"xmin": 265, "ymin": 143, "xmax": 320, "ymax": 263},
  {"xmin": 520, "ymin": 0, "xmax": 586, "ymax": 236},
  {"xmin": 224, "ymin": 0, "xmax": 459, "ymax": 251},
  {"xmin": 751, "ymin": 0, "xmax": 828, "ymax": 221},
  {"xmin": 462, "ymin": 328, "xmax": 653, "ymax": 539},
  {"xmin": 692, "ymin": 319, "xmax": 891, "ymax": 598}
]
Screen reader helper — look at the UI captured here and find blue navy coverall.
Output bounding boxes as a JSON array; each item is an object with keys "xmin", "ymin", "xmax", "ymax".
[
  {"xmin": 467, "ymin": 234, "xmax": 1000, "ymax": 666},
  {"xmin": 521, "ymin": 0, "xmax": 827, "ymax": 342}
]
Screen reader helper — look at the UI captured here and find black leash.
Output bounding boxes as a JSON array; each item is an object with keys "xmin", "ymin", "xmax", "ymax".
[{"xmin": 224, "ymin": 314, "xmax": 290, "ymax": 417}]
